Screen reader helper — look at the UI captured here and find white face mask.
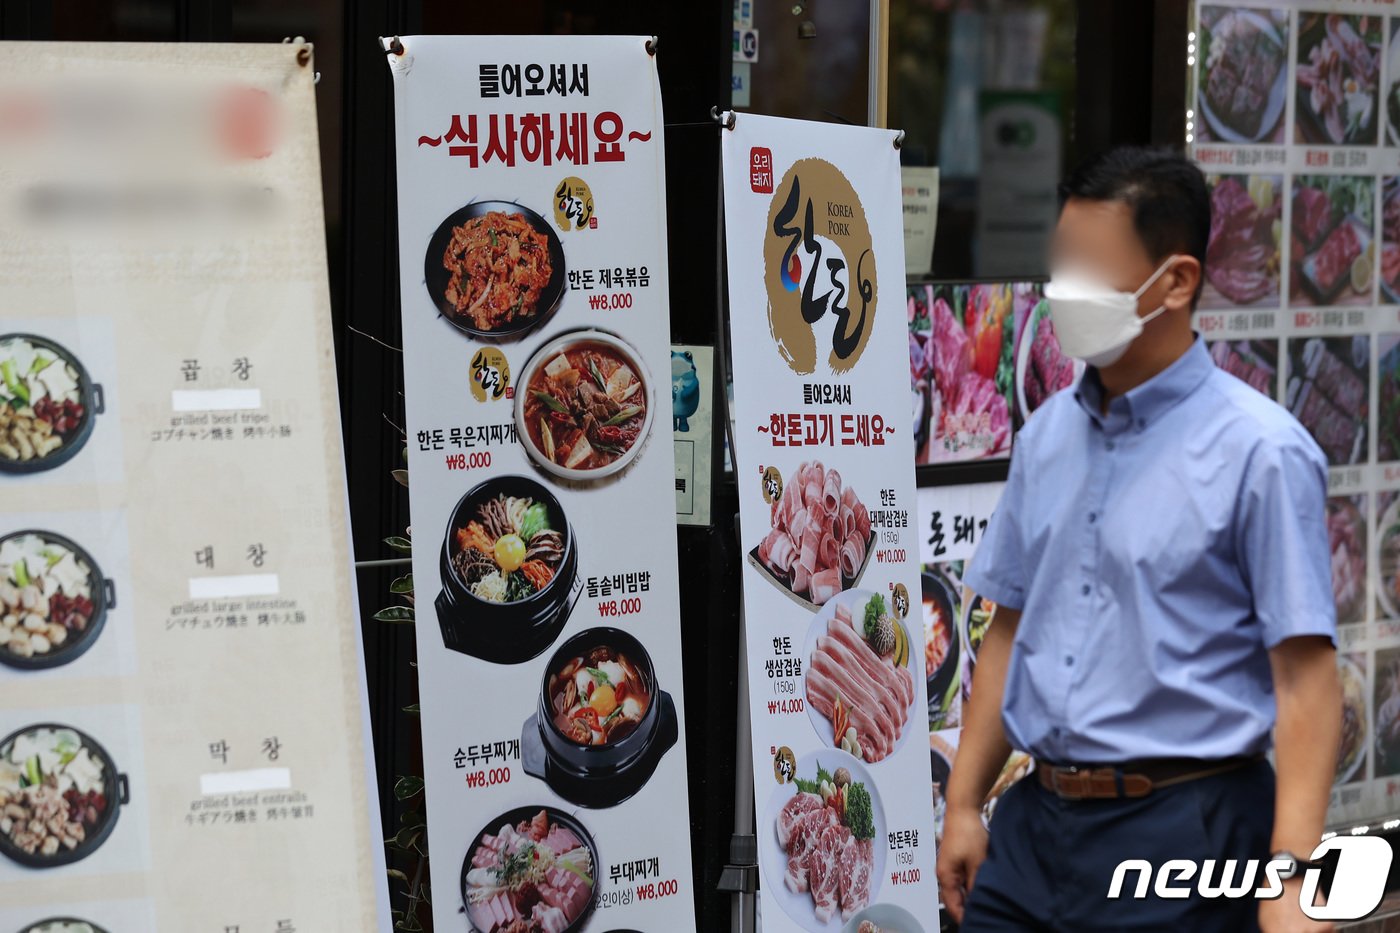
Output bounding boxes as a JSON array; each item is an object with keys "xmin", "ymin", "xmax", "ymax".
[{"xmin": 1044, "ymin": 257, "xmax": 1179, "ymax": 368}]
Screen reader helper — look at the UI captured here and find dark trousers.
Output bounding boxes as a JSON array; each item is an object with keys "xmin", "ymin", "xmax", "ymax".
[{"xmin": 961, "ymin": 759, "xmax": 1276, "ymax": 932}]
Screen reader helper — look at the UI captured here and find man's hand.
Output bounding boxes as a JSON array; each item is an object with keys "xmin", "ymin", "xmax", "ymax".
[
  {"xmin": 935, "ymin": 805, "xmax": 989, "ymax": 924},
  {"xmin": 1258, "ymin": 878, "xmax": 1334, "ymax": 933}
]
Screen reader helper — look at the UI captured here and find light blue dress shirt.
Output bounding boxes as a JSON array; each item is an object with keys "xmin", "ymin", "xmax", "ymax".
[{"xmin": 964, "ymin": 336, "xmax": 1336, "ymax": 763}]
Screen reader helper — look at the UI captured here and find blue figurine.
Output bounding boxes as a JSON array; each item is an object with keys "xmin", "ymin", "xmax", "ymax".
[{"xmin": 671, "ymin": 350, "xmax": 700, "ymax": 432}]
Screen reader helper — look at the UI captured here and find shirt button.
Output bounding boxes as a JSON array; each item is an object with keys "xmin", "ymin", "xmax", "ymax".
[
  {"xmin": 1065, "ymin": 655, "xmax": 1074, "ymax": 667},
  {"xmin": 1088, "ymin": 512, "xmax": 1098, "ymax": 524},
  {"xmin": 1105, "ymin": 441, "xmax": 1116, "ymax": 451},
  {"xmin": 1081, "ymin": 583, "xmax": 1091, "ymax": 596}
]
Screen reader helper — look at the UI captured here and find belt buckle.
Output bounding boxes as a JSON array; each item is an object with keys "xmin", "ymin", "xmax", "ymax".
[{"xmin": 1052, "ymin": 765, "xmax": 1084, "ymax": 800}]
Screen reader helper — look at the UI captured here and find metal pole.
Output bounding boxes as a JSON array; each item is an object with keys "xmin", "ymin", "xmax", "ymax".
[
  {"xmin": 868, "ymin": 0, "xmax": 883, "ymax": 127},
  {"xmin": 730, "ymin": 597, "xmax": 757, "ymax": 933},
  {"xmin": 712, "ymin": 109, "xmax": 757, "ymax": 933}
]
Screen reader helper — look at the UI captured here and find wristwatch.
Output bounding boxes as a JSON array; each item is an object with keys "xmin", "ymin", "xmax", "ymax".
[{"xmin": 1270, "ymin": 850, "xmax": 1320, "ymax": 880}]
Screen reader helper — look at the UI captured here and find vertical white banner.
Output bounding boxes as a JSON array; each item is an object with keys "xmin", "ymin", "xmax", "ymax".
[
  {"xmin": 387, "ymin": 36, "xmax": 698, "ymax": 932},
  {"xmin": 722, "ymin": 113, "xmax": 939, "ymax": 932},
  {"xmin": 0, "ymin": 42, "xmax": 386, "ymax": 930}
]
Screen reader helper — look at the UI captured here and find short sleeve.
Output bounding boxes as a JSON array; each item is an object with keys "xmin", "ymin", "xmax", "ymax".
[
  {"xmin": 1237, "ymin": 430, "xmax": 1336, "ymax": 648},
  {"xmin": 963, "ymin": 446, "xmax": 1030, "ymax": 611}
]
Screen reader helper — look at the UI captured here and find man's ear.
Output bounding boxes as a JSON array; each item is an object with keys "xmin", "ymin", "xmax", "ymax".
[{"xmin": 1166, "ymin": 256, "xmax": 1203, "ymax": 312}]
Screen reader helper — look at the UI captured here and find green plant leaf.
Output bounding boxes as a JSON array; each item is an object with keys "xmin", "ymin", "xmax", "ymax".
[
  {"xmin": 400, "ymin": 809, "xmax": 426, "ymax": 828},
  {"xmin": 374, "ymin": 606, "xmax": 415, "ymax": 623},
  {"xmin": 393, "ymin": 826, "xmax": 422, "ymax": 850},
  {"xmin": 421, "ymin": 881, "xmax": 432, "ymax": 904},
  {"xmin": 394, "ymin": 775, "xmax": 424, "ymax": 800},
  {"xmin": 391, "ymin": 468, "xmax": 410, "ymax": 487},
  {"xmin": 396, "ymin": 916, "xmax": 423, "ymax": 932},
  {"xmin": 387, "ymin": 868, "xmax": 409, "ymax": 884},
  {"xmin": 402, "ymin": 703, "xmax": 420, "ymax": 714},
  {"xmin": 390, "ymin": 574, "xmax": 415, "ymax": 594},
  {"xmin": 384, "ymin": 535, "xmax": 413, "ymax": 553}
]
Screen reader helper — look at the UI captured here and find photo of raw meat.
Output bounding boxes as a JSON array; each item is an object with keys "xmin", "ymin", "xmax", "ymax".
[
  {"xmin": 1013, "ymin": 290, "xmax": 1078, "ymax": 427},
  {"xmin": 764, "ymin": 749, "xmax": 883, "ymax": 929},
  {"xmin": 1328, "ymin": 495, "xmax": 1368, "ymax": 626},
  {"xmin": 804, "ymin": 590, "xmax": 918, "ymax": 764},
  {"xmin": 1378, "ymin": 335, "xmax": 1400, "ymax": 462},
  {"xmin": 1208, "ymin": 340, "xmax": 1279, "ymax": 399},
  {"xmin": 750, "ymin": 460, "xmax": 874, "ymax": 610},
  {"xmin": 1377, "ymin": 491, "xmax": 1400, "ymax": 620},
  {"xmin": 1286, "ymin": 336, "xmax": 1370, "ymax": 467},
  {"xmin": 1202, "ymin": 175, "xmax": 1282, "ymax": 309},
  {"xmin": 1387, "ymin": 20, "xmax": 1400, "ymax": 146},
  {"xmin": 1197, "ymin": 6, "xmax": 1288, "ymax": 144},
  {"xmin": 907, "ymin": 286, "xmax": 934, "ymax": 459},
  {"xmin": 924, "ymin": 283, "xmax": 1014, "ymax": 463},
  {"xmin": 1382, "ymin": 180, "xmax": 1400, "ymax": 302},
  {"xmin": 1290, "ymin": 176, "xmax": 1375, "ymax": 308},
  {"xmin": 1296, "ymin": 13, "xmax": 1382, "ymax": 146}
]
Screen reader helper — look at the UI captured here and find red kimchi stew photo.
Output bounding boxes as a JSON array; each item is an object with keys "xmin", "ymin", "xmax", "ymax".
[{"xmin": 518, "ymin": 332, "xmax": 652, "ymax": 480}]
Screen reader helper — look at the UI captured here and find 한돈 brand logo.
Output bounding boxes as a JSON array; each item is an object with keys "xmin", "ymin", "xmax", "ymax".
[
  {"xmin": 761, "ymin": 158, "xmax": 877, "ymax": 375},
  {"xmin": 1107, "ymin": 837, "xmax": 1393, "ymax": 921}
]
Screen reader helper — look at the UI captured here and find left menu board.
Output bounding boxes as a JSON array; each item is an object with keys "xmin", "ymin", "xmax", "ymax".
[
  {"xmin": 386, "ymin": 35, "xmax": 699, "ymax": 932},
  {"xmin": 0, "ymin": 43, "xmax": 386, "ymax": 930}
]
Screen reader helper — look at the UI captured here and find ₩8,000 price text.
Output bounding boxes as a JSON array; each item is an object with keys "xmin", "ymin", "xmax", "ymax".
[
  {"xmin": 634, "ymin": 879, "xmax": 680, "ymax": 901},
  {"xmin": 464, "ymin": 766, "xmax": 512, "ymax": 789},
  {"xmin": 587, "ymin": 292, "xmax": 634, "ymax": 311},
  {"xmin": 597, "ymin": 597, "xmax": 642, "ymax": 618},
  {"xmin": 446, "ymin": 451, "xmax": 493, "ymax": 471}
]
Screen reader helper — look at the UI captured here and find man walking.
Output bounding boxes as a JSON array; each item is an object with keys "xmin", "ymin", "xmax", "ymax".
[{"xmin": 936, "ymin": 147, "xmax": 1340, "ymax": 932}]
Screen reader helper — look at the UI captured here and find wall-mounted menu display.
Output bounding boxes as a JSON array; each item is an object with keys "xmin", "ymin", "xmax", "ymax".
[
  {"xmin": 914, "ymin": 481, "xmax": 1035, "ymax": 905},
  {"xmin": 386, "ymin": 35, "xmax": 699, "ymax": 931},
  {"xmin": 0, "ymin": 43, "xmax": 386, "ymax": 928},
  {"xmin": 723, "ymin": 113, "xmax": 939, "ymax": 932},
  {"xmin": 1190, "ymin": 0, "xmax": 1400, "ymax": 830}
]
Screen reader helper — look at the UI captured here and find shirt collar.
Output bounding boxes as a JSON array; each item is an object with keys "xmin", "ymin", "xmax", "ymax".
[{"xmin": 1074, "ymin": 335, "xmax": 1213, "ymax": 431}]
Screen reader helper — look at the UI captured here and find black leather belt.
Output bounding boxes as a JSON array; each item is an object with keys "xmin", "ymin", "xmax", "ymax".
[{"xmin": 1035, "ymin": 755, "xmax": 1262, "ymax": 800}]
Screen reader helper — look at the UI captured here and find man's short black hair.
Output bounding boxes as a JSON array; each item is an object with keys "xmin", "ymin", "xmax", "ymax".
[{"xmin": 1058, "ymin": 146, "xmax": 1211, "ymax": 269}]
